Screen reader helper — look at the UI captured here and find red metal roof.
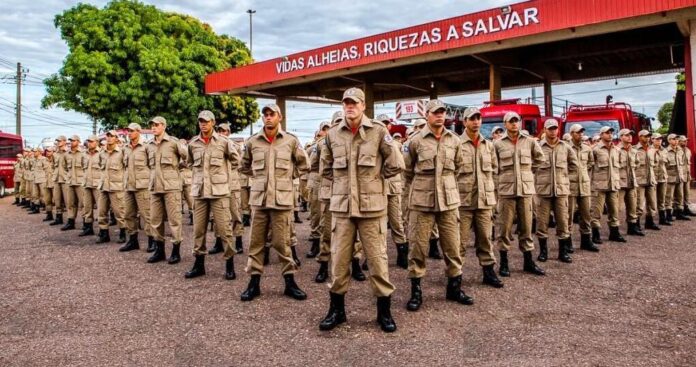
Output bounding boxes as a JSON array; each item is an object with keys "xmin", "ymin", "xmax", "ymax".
[{"xmin": 205, "ymin": 0, "xmax": 696, "ymax": 94}]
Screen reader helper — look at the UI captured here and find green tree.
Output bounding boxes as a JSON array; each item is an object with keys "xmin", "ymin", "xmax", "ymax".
[
  {"xmin": 41, "ymin": 0, "xmax": 258, "ymax": 138},
  {"xmin": 656, "ymin": 101, "xmax": 673, "ymax": 134}
]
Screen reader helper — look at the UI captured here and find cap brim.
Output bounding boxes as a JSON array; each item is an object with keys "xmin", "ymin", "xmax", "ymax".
[
  {"xmin": 429, "ymin": 107, "xmax": 446, "ymax": 113},
  {"xmin": 466, "ymin": 113, "xmax": 481, "ymax": 120},
  {"xmin": 342, "ymin": 96, "xmax": 362, "ymax": 103}
]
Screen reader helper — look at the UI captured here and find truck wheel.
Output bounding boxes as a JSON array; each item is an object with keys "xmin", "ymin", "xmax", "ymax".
[{"xmin": 0, "ymin": 182, "xmax": 5, "ymax": 198}]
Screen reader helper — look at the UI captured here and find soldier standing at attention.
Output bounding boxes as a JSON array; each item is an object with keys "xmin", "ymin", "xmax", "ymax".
[
  {"xmin": 635, "ymin": 130, "xmax": 661, "ymax": 230},
  {"xmin": 50, "ymin": 136, "xmax": 69, "ymax": 226},
  {"xmin": 12, "ymin": 153, "xmax": 22, "ymax": 206},
  {"xmin": 29, "ymin": 148, "xmax": 48, "ymax": 215},
  {"xmin": 617, "ymin": 129, "xmax": 644, "ymax": 236},
  {"xmin": 678, "ymin": 136, "xmax": 695, "ymax": 216},
  {"xmin": 664, "ymin": 134, "xmax": 689, "ymax": 221},
  {"xmin": 567, "ymin": 124, "xmax": 599, "ymax": 252},
  {"xmin": 62, "ymin": 135, "xmax": 87, "ymax": 232},
  {"xmin": 42, "ymin": 148, "xmax": 56, "ymax": 222},
  {"xmin": 590, "ymin": 126, "xmax": 626, "ymax": 243},
  {"xmin": 79, "ymin": 135, "xmax": 101, "ymax": 238},
  {"xmin": 121, "ymin": 123, "xmax": 155, "ymax": 252},
  {"xmin": 318, "ymin": 88, "xmax": 400, "ymax": 333},
  {"xmin": 96, "ymin": 131, "xmax": 127, "ymax": 245},
  {"xmin": 652, "ymin": 134, "xmax": 670, "ymax": 226},
  {"xmin": 306, "ymin": 121, "xmax": 331, "ymax": 259}
]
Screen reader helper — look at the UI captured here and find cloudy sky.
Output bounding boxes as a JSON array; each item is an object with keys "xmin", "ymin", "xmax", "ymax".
[{"xmin": 0, "ymin": 0, "xmax": 679, "ymax": 146}]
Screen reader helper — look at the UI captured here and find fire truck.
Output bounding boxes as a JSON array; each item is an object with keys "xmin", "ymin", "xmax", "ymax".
[
  {"xmin": 479, "ymin": 99, "xmax": 547, "ymax": 138},
  {"xmin": 0, "ymin": 130, "xmax": 24, "ymax": 197},
  {"xmin": 393, "ymin": 99, "xmax": 467, "ymax": 136},
  {"xmin": 562, "ymin": 102, "xmax": 651, "ymax": 144}
]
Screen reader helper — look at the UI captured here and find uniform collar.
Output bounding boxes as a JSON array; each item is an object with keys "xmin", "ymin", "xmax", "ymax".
[
  {"xmin": 420, "ymin": 123, "xmax": 450, "ymax": 139},
  {"xmin": 460, "ymin": 130, "xmax": 485, "ymax": 144},
  {"xmin": 501, "ymin": 131, "xmax": 524, "ymax": 142},
  {"xmin": 338, "ymin": 114, "xmax": 373, "ymax": 132},
  {"xmin": 258, "ymin": 129, "xmax": 286, "ymax": 142}
]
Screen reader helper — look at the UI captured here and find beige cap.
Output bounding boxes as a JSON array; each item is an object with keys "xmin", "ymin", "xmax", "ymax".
[
  {"xmin": 652, "ymin": 132, "xmax": 663, "ymax": 139},
  {"xmin": 16, "ymin": 153, "xmax": 22, "ymax": 157},
  {"xmin": 679, "ymin": 135, "xmax": 687, "ymax": 142},
  {"xmin": 503, "ymin": 111, "xmax": 521, "ymax": 122},
  {"xmin": 55, "ymin": 135, "xmax": 67, "ymax": 141},
  {"xmin": 638, "ymin": 130, "xmax": 652, "ymax": 137},
  {"xmin": 127, "ymin": 122, "xmax": 142, "ymax": 131},
  {"xmin": 149, "ymin": 116, "xmax": 166, "ymax": 125},
  {"xmin": 261, "ymin": 104, "xmax": 281, "ymax": 116},
  {"xmin": 463, "ymin": 107, "xmax": 481, "ymax": 120},
  {"xmin": 599, "ymin": 126, "xmax": 615, "ymax": 134},
  {"xmin": 569, "ymin": 124, "xmax": 586, "ymax": 133},
  {"xmin": 543, "ymin": 118, "xmax": 559, "ymax": 129},
  {"xmin": 23, "ymin": 147, "xmax": 31, "ymax": 152},
  {"xmin": 414, "ymin": 118, "xmax": 427, "ymax": 128},
  {"xmin": 668, "ymin": 133, "xmax": 678, "ymax": 140},
  {"xmin": 197, "ymin": 110, "xmax": 215, "ymax": 121},
  {"xmin": 376, "ymin": 114, "xmax": 391, "ymax": 123},
  {"xmin": 86, "ymin": 134, "xmax": 99, "ymax": 142},
  {"xmin": 592, "ymin": 134, "xmax": 601, "ymax": 141},
  {"xmin": 33, "ymin": 147, "xmax": 42, "ymax": 152},
  {"xmin": 342, "ymin": 87, "xmax": 365, "ymax": 103},
  {"xmin": 426, "ymin": 99, "xmax": 446, "ymax": 113},
  {"xmin": 405, "ymin": 127, "xmax": 414, "ymax": 136},
  {"xmin": 318, "ymin": 121, "xmax": 331, "ymax": 130},
  {"xmin": 68, "ymin": 134, "xmax": 81, "ymax": 142},
  {"xmin": 492, "ymin": 126, "xmax": 504, "ymax": 134},
  {"xmin": 562, "ymin": 133, "xmax": 571, "ymax": 141},
  {"xmin": 105, "ymin": 130, "xmax": 118, "ymax": 137},
  {"xmin": 393, "ymin": 132, "xmax": 403, "ymax": 139},
  {"xmin": 217, "ymin": 122, "xmax": 231, "ymax": 132},
  {"xmin": 581, "ymin": 135, "xmax": 590, "ymax": 141},
  {"xmin": 331, "ymin": 111, "xmax": 344, "ymax": 124},
  {"xmin": 618, "ymin": 128, "xmax": 633, "ymax": 136}
]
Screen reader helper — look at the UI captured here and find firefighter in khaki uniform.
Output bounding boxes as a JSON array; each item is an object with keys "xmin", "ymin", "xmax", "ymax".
[
  {"xmin": 494, "ymin": 111, "xmax": 546, "ymax": 277},
  {"xmin": 62, "ymin": 135, "xmax": 87, "ymax": 231},
  {"xmin": 182, "ymin": 111, "xmax": 240, "ymax": 280},
  {"xmin": 181, "ymin": 160, "xmax": 194, "ymax": 226},
  {"xmin": 534, "ymin": 119, "xmax": 578, "ymax": 264},
  {"xmin": 12, "ymin": 153, "xmax": 22, "ymax": 206},
  {"xmin": 42, "ymin": 148, "xmax": 56, "ymax": 222},
  {"xmin": 458, "ymin": 107, "xmax": 503, "ymax": 288},
  {"xmin": 635, "ymin": 130, "xmax": 661, "ymax": 230},
  {"xmin": 617, "ymin": 129, "xmax": 644, "ymax": 236},
  {"xmin": 29, "ymin": 148, "xmax": 48, "ymax": 214},
  {"xmin": 652, "ymin": 134, "xmax": 671, "ymax": 225},
  {"xmin": 22, "ymin": 149, "xmax": 34, "ymax": 210},
  {"xmin": 306, "ymin": 121, "xmax": 331, "ymax": 259},
  {"xmin": 50, "ymin": 136, "xmax": 69, "ymax": 226},
  {"xmin": 121, "ymin": 123, "xmax": 154, "ymax": 252},
  {"xmin": 664, "ymin": 134, "xmax": 689, "ymax": 221},
  {"xmin": 239, "ymin": 171, "xmax": 251, "ymax": 226},
  {"xmin": 567, "ymin": 124, "xmax": 599, "ymax": 252},
  {"xmin": 678, "ymin": 136, "xmax": 695, "ymax": 216},
  {"xmin": 239, "ymin": 104, "xmax": 308, "ymax": 301},
  {"xmin": 79, "ymin": 135, "xmax": 102, "ymax": 238},
  {"xmin": 403, "ymin": 99, "xmax": 472, "ymax": 312},
  {"xmin": 319, "ymin": 88, "xmax": 399, "ymax": 333},
  {"xmin": 590, "ymin": 126, "xmax": 626, "ymax": 243},
  {"xmin": 96, "ymin": 131, "xmax": 127, "ymax": 244},
  {"xmin": 147, "ymin": 116, "xmax": 188, "ymax": 264}
]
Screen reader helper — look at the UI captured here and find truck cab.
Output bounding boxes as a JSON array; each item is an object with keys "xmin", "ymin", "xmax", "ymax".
[
  {"xmin": 562, "ymin": 102, "xmax": 648, "ymax": 144},
  {"xmin": 479, "ymin": 99, "xmax": 544, "ymax": 138}
]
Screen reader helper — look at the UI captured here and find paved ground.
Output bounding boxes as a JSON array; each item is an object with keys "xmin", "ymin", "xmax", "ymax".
[{"xmin": 1, "ymin": 195, "xmax": 695, "ymax": 367}]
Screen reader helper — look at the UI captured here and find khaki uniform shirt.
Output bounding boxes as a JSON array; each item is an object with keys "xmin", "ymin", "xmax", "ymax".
[
  {"xmin": 569, "ymin": 141, "xmax": 594, "ymax": 197},
  {"xmin": 316, "ymin": 138, "xmax": 333, "ymax": 202},
  {"xmin": 31, "ymin": 156, "xmax": 49, "ymax": 184},
  {"xmin": 634, "ymin": 144, "xmax": 657, "ymax": 187},
  {"xmin": 52, "ymin": 150, "xmax": 69, "ymax": 184},
  {"xmin": 458, "ymin": 131, "xmax": 497, "ymax": 210},
  {"xmin": 679, "ymin": 146, "xmax": 691, "ymax": 182},
  {"xmin": 13, "ymin": 159, "xmax": 23, "ymax": 181},
  {"xmin": 535, "ymin": 139, "xmax": 577, "ymax": 197},
  {"xmin": 493, "ymin": 132, "xmax": 545, "ymax": 198},
  {"xmin": 83, "ymin": 150, "xmax": 102, "ymax": 189},
  {"xmin": 240, "ymin": 130, "xmax": 307, "ymax": 209},
  {"xmin": 147, "ymin": 133, "xmax": 187, "ymax": 192},
  {"xmin": 386, "ymin": 140, "xmax": 404, "ymax": 196},
  {"xmin": 308, "ymin": 138, "xmax": 322, "ymax": 190},
  {"xmin": 99, "ymin": 146, "xmax": 126, "ymax": 192},
  {"xmin": 188, "ymin": 132, "xmax": 240, "ymax": 199},
  {"xmin": 321, "ymin": 115, "xmax": 401, "ymax": 218},
  {"xmin": 45, "ymin": 157, "xmax": 55, "ymax": 189},
  {"xmin": 23, "ymin": 157, "xmax": 34, "ymax": 181},
  {"xmin": 665, "ymin": 146, "xmax": 684, "ymax": 184},
  {"xmin": 124, "ymin": 137, "xmax": 151, "ymax": 191},
  {"xmin": 65, "ymin": 149, "xmax": 87, "ymax": 187},
  {"xmin": 654, "ymin": 147, "xmax": 667, "ymax": 183},
  {"xmin": 617, "ymin": 145, "xmax": 638, "ymax": 189},
  {"xmin": 591, "ymin": 143, "xmax": 621, "ymax": 192},
  {"xmin": 227, "ymin": 141, "xmax": 242, "ymax": 192}
]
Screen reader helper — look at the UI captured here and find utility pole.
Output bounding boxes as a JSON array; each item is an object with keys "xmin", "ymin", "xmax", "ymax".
[
  {"xmin": 16, "ymin": 62, "xmax": 21, "ymax": 136},
  {"xmin": 247, "ymin": 9, "xmax": 256, "ymax": 136},
  {"xmin": 92, "ymin": 117, "xmax": 97, "ymax": 135}
]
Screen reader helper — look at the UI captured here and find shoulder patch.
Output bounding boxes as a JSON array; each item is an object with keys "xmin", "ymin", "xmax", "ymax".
[
  {"xmin": 402, "ymin": 143, "xmax": 410, "ymax": 153},
  {"xmin": 384, "ymin": 134, "xmax": 393, "ymax": 143}
]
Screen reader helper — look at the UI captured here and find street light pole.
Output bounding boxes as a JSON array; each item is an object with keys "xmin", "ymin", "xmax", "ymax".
[{"xmin": 247, "ymin": 9, "xmax": 256, "ymax": 136}]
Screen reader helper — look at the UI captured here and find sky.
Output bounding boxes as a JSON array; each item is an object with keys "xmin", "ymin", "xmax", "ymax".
[{"xmin": 0, "ymin": 0, "xmax": 680, "ymax": 146}]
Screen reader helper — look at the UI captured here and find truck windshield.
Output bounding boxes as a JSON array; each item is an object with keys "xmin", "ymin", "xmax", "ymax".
[
  {"xmin": 0, "ymin": 138, "xmax": 22, "ymax": 159},
  {"xmin": 481, "ymin": 117, "xmax": 504, "ymax": 139},
  {"xmin": 564, "ymin": 119, "xmax": 620, "ymax": 139}
]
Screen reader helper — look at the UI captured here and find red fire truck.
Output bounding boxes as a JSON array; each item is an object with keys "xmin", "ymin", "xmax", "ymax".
[
  {"xmin": 479, "ymin": 99, "xmax": 547, "ymax": 138},
  {"xmin": 562, "ymin": 102, "xmax": 650, "ymax": 144},
  {"xmin": 0, "ymin": 130, "xmax": 24, "ymax": 197}
]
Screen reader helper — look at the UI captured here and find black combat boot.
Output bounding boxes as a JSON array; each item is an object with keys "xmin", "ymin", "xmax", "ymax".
[
  {"xmin": 43, "ymin": 211, "xmax": 54, "ymax": 222},
  {"xmin": 315, "ymin": 261, "xmax": 329, "ymax": 283},
  {"xmin": 293, "ymin": 211, "xmax": 302, "ymax": 224},
  {"xmin": 188, "ymin": 212, "xmax": 193, "ymax": 225},
  {"xmin": 224, "ymin": 257, "xmax": 236, "ymax": 280},
  {"xmin": 60, "ymin": 218, "xmax": 76, "ymax": 231},
  {"xmin": 362, "ymin": 259, "xmax": 369, "ymax": 271},
  {"xmin": 666, "ymin": 209, "xmax": 675, "ymax": 222},
  {"xmin": 319, "ymin": 292, "xmax": 346, "ymax": 331},
  {"xmin": 240, "ymin": 274, "xmax": 261, "ymax": 301},
  {"xmin": 13, "ymin": 197, "xmax": 20, "ymax": 205},
  {"xmin": 499, "ymin": 251, "xmax": 510, "ymax": 277},
  {"xmin": 644, "ymin": 215, "xmax": 660, "ymax": 230},
  {"xmin": 208, "ymin": 237, "xmax": 224, "ymax": 255},
  {"xmin": 567, "ymin": 235, "xmax": 574, "ymax": 254},
  {"xmin": 49, "ymin": 213, "xmax": 63, "ymax": 226},
  {"xmin": 95, "ymin": 229, "xmax": 110, "ymax": 244},
  {"xmin": 580, "ymin": 233, "xmax": 599, "ymax": 252},
  {"xmin": 109, "ymin": 211, "xmax": 117, "ymax": 226},
  {"xmin": 396, "ymin": 243, "xmax": 409, "ymax": 269},
  {"xmin": 283, "ymin": 274, "xmax": 307, "ymax": 300},
  {"xmin": 675, "ymin": 208, "xmax": 691, "ymax": 221},
  {"xmin": 300, "ymin": 200, "xmax": 308, "ymax": 212},
  {"xmin": 482, "ymin": 265, "xmax": 504, "ymax": 288},
  {"xmin": 184, "ymin": 254, "xmax": 205, "ymax": 278},
  {"xmin": 242, "ymin": 214, "xmax": 250, "ymax": 227},
  {"xmin": 685, "ymin": 204, "xmax": 696, "ymax": 217},
  {"xmin": 263, "ymin": 246, "xmax": 270, "ymax": 265},
  {"xmin": 119, "ymin": 233, "xmax": 139, "ymax": 252},
  {"xmin": 235, "ymin": 236, "xmax": 243, "ymax": 254},
  {"xmin": 306, "ymin": 238, "xmax": 320, "ymax": 258},
  {"xmin": 537, "ymin": 238, "xmax": 548, "ymax": 262},
  {"xmin": 376, "ymin": 296, "xmax": 397, "ymax": 333},
  {"xmin": 608, "ymin": 226, "xmax": 627, "ymax": 243},
  {"xmin": 29, "ymin": 203, "xmax": 40, "ymax": 214},
  {"xmin": 558, "ymin": 238, "xmax": 572, "ymax": 263},
  {"xmin": 406, "ymin": 278, "xmax": 422, "ymax": 311},
  {"xmin": 168, "ymin": 243, "xmax": 181, "ymax": 264},
  {"xmin": 351, "ymin": 257, "xmax": 366, "ymax": 281},
  {"xmin": 291, "ymin": 246, "xmax": 301, "ymax": 267},
  {"xmin": 591, "ymin": 227, "xmax": 603, "ymax": 244},
  {"xmin": 446, "ymin": 275, "xmax": 474, "ymax": 305},
  {"xmin": 147, "ymin": 241, "xmax": 166, "ymax": 263},
  {"xmin": 21, "ymin": 199, "xmax": 30, "ymax": 208},
  {"xmin": 658, "ymin": 210, "xmax": 668, "ymax": 225},
  {"xmin": 428, "ymin": 238, "xmax": 442, "ymax": 259},
  {"xmin": 78, "ymin": 222, "xmax": 94, "ymax": 237},
  {"xmin": 627, "ymin": 222, "xmax": 645, "ymax": 236},
  {"xmin": 116, "ymin": 228, "xmax": 127, "ymax": 243},
  {"xmin": 523, "ymin": 251, "xmax": 545, "ymax": 275},
  {"xmin": 146, "ymin": 236, "xmax": 155, "ymax": 252}
]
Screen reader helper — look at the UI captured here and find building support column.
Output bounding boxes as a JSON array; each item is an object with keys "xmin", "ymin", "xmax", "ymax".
[
  {"xmin": 489, "ymin": 64, "xmax": 502, "ymax": 102},
  {"xmin": 687, "ymin": 23, "xmax": 696, "ymax": 179},
  {"xmin": 364, "ymin": 82, "xmax": 374, "ymax": 119},
  {"xmin": 429, "ymin": 81, "xmax": 438, "ymax": 100},
  {"xmin": 543, "ymin": 80, "xmax": 553, "ymax": 117},
  {"xmin": 276, "ymin": 96, "xmax": 287, "ymax": 131}
]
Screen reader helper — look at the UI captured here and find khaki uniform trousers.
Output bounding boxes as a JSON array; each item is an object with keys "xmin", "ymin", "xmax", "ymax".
[
  {"xmin": 656, "ymin": 183, "xmax": 667, "ymax": 211},
  {"xmin": 636, "ymin": 186, "xmax": 657, "ymax": 219},
  {"xmin": 246, "ymin": 209, "xmax": 296, "ymax": 275},
  {"xmin": 408, "ymin": 209, "xmax": 462, "ymax": 279},
  {"xmin": 459, "ymin": 208, "xmax": 496, "ymax": 266},
  {"xmin": 568, "ymin": 195, "xmax": 592, "ymax": 235},
  {"xmin": 82, "ymin": 187, "xmax": 99, "ymax": 224},
  {"xmin": 318, "ymin": 200, "xmax": 362, "ymax": 263},
  {"xmin": 496, "ymin": 196, "xmax": 535, "ymax": 252},
  {"xmin": 536, "ymin": 196, "xmax": 570, "ymax": 240},
  {"xmin": 150, "ymin": 192, "xmax": 182, "ymax": 243},
  {"xmin": 329, "ymin": 215, "xmax": 394, "ymax": 297},
  {"xmin": 182, "ymin": 183, "xmax": 193, "ymax": 213},
  {"xmin": 125, "ymin": 190, "xmax": 152, "ymax": 236},
  {"xmin": 98, "ymin": 191, "xmax": 125, "ymax": 230},
  {"xmin": 19, "ymin": 178, "xmax": 27, "ymax": 199},
  {"xmin": 591, "ymin": 191, "xmax": 620, "ymax": 228},
  {"xmin": 43, "ymin": 185, "xmax": 54, "ymax": 213},
  {"xmin": 618, "ymin": 188, "xmax": 638, "ymax": 223},
  {"xmin": 32, "ymin": 183, "xmax": 44, "ymax": 205},
  {"xmin": 13, "ymin": 179, "xmax": 21, "ymax": 199},
  {"xmin": 387, "ymin": 194, "xmax": 406, "ymax": 245},
  {"xmin": 240, "ymin": 187, "xmax": 250, "ymax": 216},
  {"xmin": 195, "ymin": 198, "xmax": 235, "ymax": 260},
  {"xmin": 232, "ymin": 192, "xmax": 244, "ymax": 237},
  {"xmin": 66, "ymin": 185, "xmax": 84, "ymax": 220},
  {"xmin": 682, "ymin": 180, "xmax": 691, "ymax": 206},
  {"xmin": 666, "ymin": 183, "xmax": 683, "ymax": 210},
  {"xmin": 309, "ymin": 184, "xmax": 322, "ymax": 240},
  {"xmin": 53, "ymin": 183, "xmax": 67, "ymax": 215}
]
